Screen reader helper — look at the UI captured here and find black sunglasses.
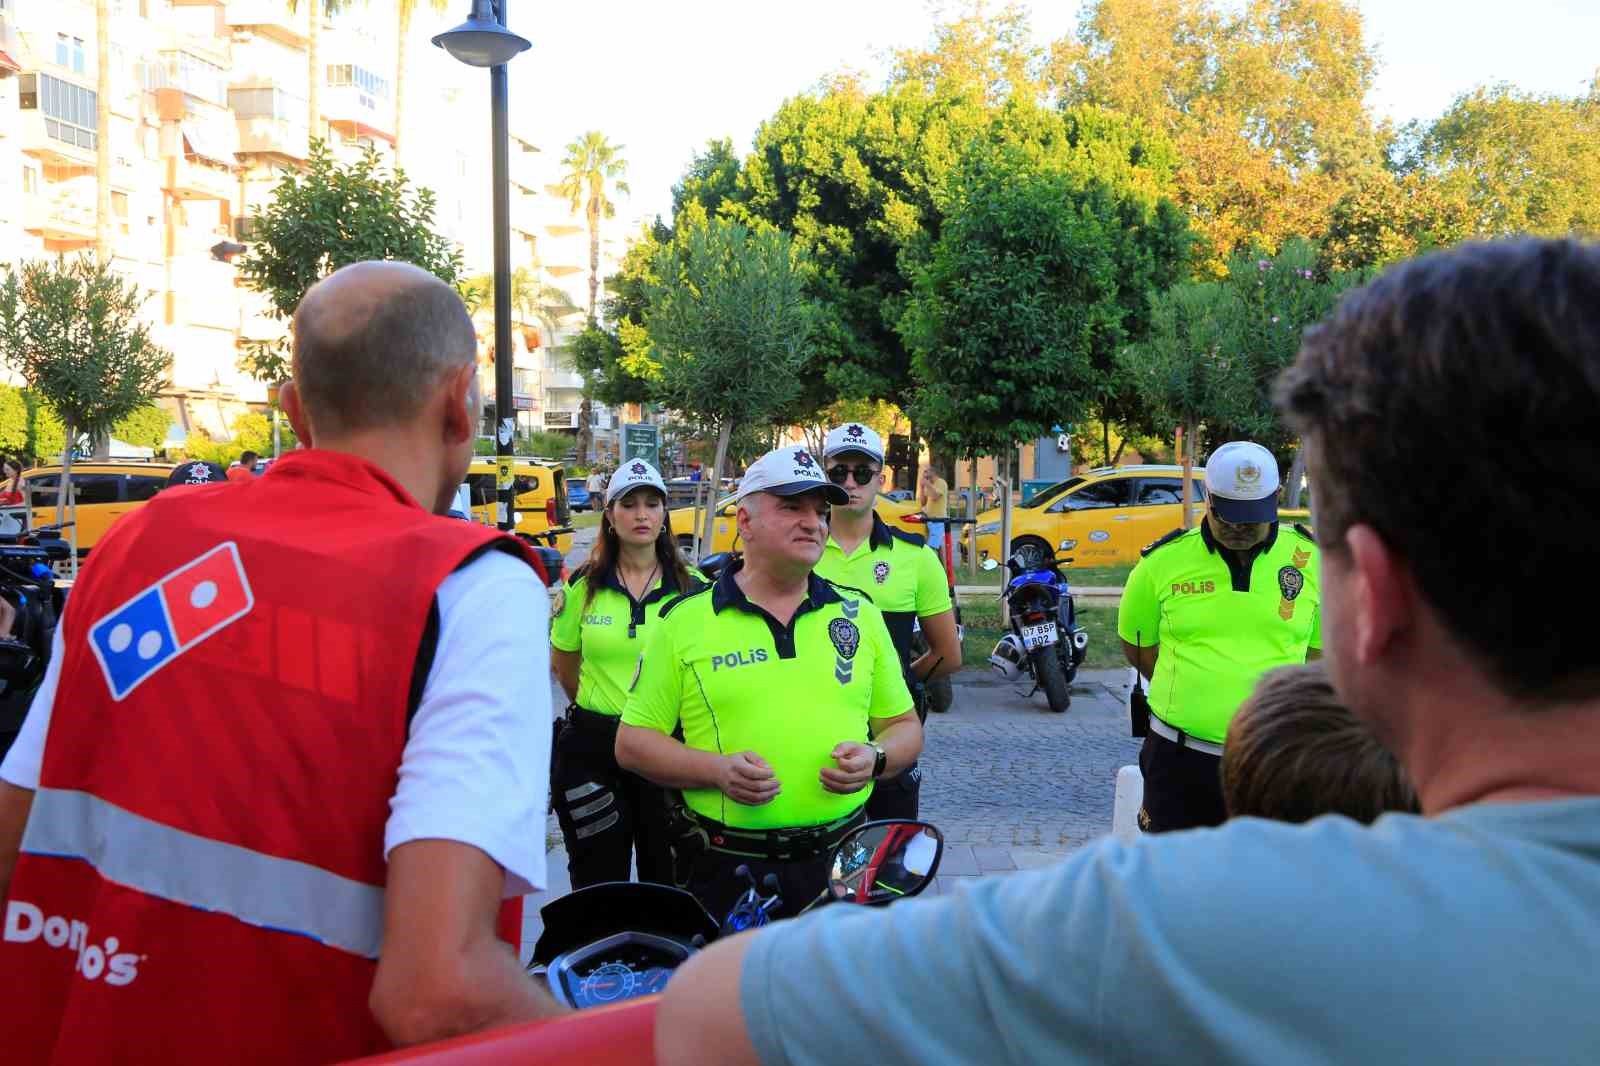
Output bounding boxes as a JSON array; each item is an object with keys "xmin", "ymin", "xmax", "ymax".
[{"xmin": 826, "ymin": 463, "xmax": 880, "ymax": 486}]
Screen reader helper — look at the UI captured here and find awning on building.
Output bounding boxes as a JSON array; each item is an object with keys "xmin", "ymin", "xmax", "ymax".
[
  {"xmin": 0, "ymin": 50, "xmax": 21, "ymax": 74},
  {"xmin": 181, "ymin": 119, "xmax": 238, "ymax": 168}
]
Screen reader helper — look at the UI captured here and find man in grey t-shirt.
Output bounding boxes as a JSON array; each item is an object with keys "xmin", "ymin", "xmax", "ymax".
[{"xmin": 652, "ymin": 238, "xmax": 1600, "ymax": 1066}]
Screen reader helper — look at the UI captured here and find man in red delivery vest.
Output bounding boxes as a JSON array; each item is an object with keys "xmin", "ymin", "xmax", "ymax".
[{"xmin": 0, "ymin": 261, "xmax": 565, "ymax": 1063}]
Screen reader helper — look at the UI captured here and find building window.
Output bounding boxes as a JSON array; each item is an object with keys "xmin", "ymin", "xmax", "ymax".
[
  {"xmin": 326, "ymin": 63, "xmax": 390, "ymax": 104},
  {"xmin": 17, "ymin": 73, "xmax": 99, "ymax": 150},
  {"xmin": 145, "ymin": 51, "xmax": 227, "ymax": 106},
  {"xmin": 56, "ymin": 35, "xmax": 87, "ymax": 74},
  {"xmin": 22, "ymin": 167, "xmax": 38, "ymax": 195}
]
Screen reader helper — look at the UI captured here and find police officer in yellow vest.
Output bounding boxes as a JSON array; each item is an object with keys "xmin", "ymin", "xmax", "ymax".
[
  {"xmin": 551, "ymin": 459, "xmax": 706, "ymax": 887},
  {"xmin": 1118, "ymin": 441, "xmax": 1321, "ymax": 832},
  {"xmin": 617, "ymin": 446, "xmax": 924, "ymax": 918},
  {"xmin": 812, "ymin": 422, "xmax": 960, "ymax": 821}
]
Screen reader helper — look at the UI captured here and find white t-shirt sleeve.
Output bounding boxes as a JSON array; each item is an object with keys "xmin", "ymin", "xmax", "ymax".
[
  {"xmin": 0, "ymin": 613, "xmax": 66, "ymax": 790},
  {"xmin": 384, "ymin": 547, "xmax": 551, "ymax": 896}
]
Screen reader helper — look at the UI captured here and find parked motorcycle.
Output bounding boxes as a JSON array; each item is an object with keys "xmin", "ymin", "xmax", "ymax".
[
  {"xmin": 529, "ymin": 819, "xmax": 943, "ymax": 1010},
  {"xmin": 983, "ymin": 545, "xmax": 1088, "ymax": 713}
]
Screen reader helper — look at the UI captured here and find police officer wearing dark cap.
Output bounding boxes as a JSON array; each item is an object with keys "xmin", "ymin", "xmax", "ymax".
[
  {"xmin": 617, "ymin": 446, "xmax": 924, "ymax": 919},
  {"xmin": 1117, "ymin": 441, "xmax": 1322, "ymax": 832},
  {"xmin": 164, "ymin": 460, "xmax": 229, "ymax": 488},
  {"xmin": 812, "ymin": 422, "xmax": 959, "ymax": 821}
]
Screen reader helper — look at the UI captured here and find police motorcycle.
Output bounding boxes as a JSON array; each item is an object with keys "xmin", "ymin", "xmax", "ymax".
[
  {"xmin": 0, "ymin": 529, "xmax": 71, "ymax": 761},
  {"xmin": 983, "ymin": 544, "xmax": 1088, "ymax": 713},
  {"xmin": 527, "ymin": 819, "xmax": 943, "ymax": 1010}
]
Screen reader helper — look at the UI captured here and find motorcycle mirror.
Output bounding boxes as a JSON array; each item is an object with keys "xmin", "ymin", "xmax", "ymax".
[
  {"xmin": 826, "ymin": 820, "xmax": 943, "ymax": 905},
  {"xmin": 981, "ymin": 558, "xmax": 999, "ymax": 572}
]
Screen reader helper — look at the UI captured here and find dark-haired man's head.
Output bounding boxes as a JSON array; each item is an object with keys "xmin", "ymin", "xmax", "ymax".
[
  {"xmin": 281, "ymin": 261, "xmax": 480, "ymax": 515},
  {"xmin": 1277, "ymin": 238, "xmax": 1600, "ymax": 807},
  {"xmin": 239, "ymin": 451, "xmax": 259, "ymax": 471},
  {"xmin": 1223, "ymin": 663, "xmax": 1418, "ymax": 824}
]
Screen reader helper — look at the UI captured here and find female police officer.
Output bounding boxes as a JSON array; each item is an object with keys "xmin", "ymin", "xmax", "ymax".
[{"xmin": 550, "ymin": 459, "xmax": 705, "ymax": 886}]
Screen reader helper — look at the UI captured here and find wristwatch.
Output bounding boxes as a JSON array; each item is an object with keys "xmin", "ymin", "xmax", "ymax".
[{"xmin": 868, "ymin": 741, "xmax": 887, "ymax": 779}]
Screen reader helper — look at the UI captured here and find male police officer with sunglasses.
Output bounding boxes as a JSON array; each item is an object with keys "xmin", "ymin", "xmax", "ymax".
[
  {"xmin": 617, "ymin": 446, "xmax": 923, "ymax": 919},
  {"xmin": 811, "ymin": 424, "xmax": 960, "ymax": 820}
]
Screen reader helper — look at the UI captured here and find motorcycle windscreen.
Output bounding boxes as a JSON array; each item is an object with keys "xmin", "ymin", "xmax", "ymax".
[{"xmin": 531, "ymin": 882, "xmax": 720, "ymax": 965}]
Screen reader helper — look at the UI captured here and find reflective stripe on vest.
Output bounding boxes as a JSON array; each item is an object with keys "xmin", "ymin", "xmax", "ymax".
[{"xmin": 22, "ymin": 787, "xmax": 384, "ymax": 959}]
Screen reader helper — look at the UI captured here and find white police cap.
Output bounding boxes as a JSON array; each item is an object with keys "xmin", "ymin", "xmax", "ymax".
[
  {"xmin": 734, "ymin": 446, "xmax": 849, "ymax": 505},
  {"xmin": 822, "ymin": 422, "xmax": 885, "ymax": 464}
]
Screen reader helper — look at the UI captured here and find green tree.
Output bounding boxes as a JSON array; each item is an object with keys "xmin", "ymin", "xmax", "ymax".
[
  {"xmin": 1055, "ymin": 0, "xmax": 1381, "ymax": 271},
  {"xmin": 392, "ymin": 0, "xmax": 450, "ymax": 168},
  {"xmin": 1318, "ymin": 164, "xmax": 1475, "ymax": 272},
  {"xmin": 0, "ymin": 256, "xmax": 171, "ymax": 530},
  {"xmin": 236, "ymin": 141, "xmax": 462, "ymax": 382},
  {"xmin": 1120, "ymin": 239, "xmax": 1364, "ymax": 520},
  {"xmin": 1402, "ymin": 83, "xmax": 1600, "ymax": 238},
  {"xmin": 891, "ymin": 0, "xmax": 1046, "ymax": 104},
  {"xmin": 671, "ymin": 138, "xmax": 745, "ymax": 221},
  {"xmin": 899, "ymin": 145, "xmax": 1148, "ymax": 461},
  {"xmin": 112, "ymin": 405, "xmax": 174, "ymax": 451},
  {"xmin": 642, "ymin": 219, "xmax": 818, "ymax": 553},
  {"xmin": 0, "ymin": 385, "xmax": 26, "ymax": 456},
  {"xmin": 556, "ymin": 131, "xmax": 630, "ymax": 320}
]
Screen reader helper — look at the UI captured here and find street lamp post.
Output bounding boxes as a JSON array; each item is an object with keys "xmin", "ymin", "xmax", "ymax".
[{"xmin": 433, "ymin": 0, "xmax": 531, "ymax": 532}]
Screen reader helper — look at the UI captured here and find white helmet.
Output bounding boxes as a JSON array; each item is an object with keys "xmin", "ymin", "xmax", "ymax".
[{"xmin": 988, "ymin": 634, "xmax": 1026, "ymax": 680}]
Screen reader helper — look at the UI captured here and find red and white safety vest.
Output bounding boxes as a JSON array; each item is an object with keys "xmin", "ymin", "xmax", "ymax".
[{"xmin": 1, "ymin": 449, "xmax": 538, "ymax": 1065}]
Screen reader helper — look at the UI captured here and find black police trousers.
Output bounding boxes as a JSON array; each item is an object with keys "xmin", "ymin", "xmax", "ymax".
[
  {"xmin": 551, "ymin": 707, "xmax": 673, "ymax": 888},
  {"xmin": 682, "ymin": 848, "xmax": 835, "ymax": 925},
  {"xmin": 1136, "ymin": 729, "xmax": 1227, "ymax": 833},
  {"xmin": 865, "ymin": 763, "xmax": 922, "ymax": 822}
]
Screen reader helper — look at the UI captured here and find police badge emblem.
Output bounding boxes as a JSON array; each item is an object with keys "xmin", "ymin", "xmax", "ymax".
[
  {"xmin": 873, "ymin": 561, "xmax": 890, "ymax": 585},
  {"xmin": 828, "ymin": 618, "xmax": 860, "ymax": 660},
  {"xmin": 1277, "ymin": 566, "xmax": 1305, "ymax": 620}
]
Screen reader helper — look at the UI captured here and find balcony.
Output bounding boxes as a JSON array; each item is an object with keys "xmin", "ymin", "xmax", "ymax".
[
  {"xmin": 231, "ymin": 84, "xmax": 310, "ymax": 162},
  {"xmin": 322, "ymin": 83, "xmax": 394, "ymax": 145},
  {"xmin": 224, "ymin": 0, "xmax": 311, "ymax": 46},
  {"xmin": 544, "ymin": 367, "xmax": 585, "ymax": 392},
  {"xmin": 16, "ymin": 108, "xmax": 96, "ymax": 170},
  {"xmin": 21, "ymin": 193, "xmax": 95, "ymax": 248},
  {"xmin": 161, "ymin": 117, "xmax": 238, "ymax": 202},
  {"xmin": 166, "ymin": 155, "xmax": 236, "ymax": 201},
  {"xmin": 235, "ymin": 114, "xmax": 309, "ymax": 161}
]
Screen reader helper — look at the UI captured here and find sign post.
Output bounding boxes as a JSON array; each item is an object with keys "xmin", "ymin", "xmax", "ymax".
[{"xmin": 622, "ymin": 423, "xmax": 660, "ymax": 469}]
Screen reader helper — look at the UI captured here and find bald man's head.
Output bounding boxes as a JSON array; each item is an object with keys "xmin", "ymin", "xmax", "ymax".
[{"xmin": 291, "ymin": 261, "xmax": 477, "ymax": 436}]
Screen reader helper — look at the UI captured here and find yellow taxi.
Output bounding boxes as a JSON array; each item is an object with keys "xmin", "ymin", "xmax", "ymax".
[
  {"xmin": 463, "ymin": 457, "xmax": 574, "ymax": 555},
  {"xmin": 21, "ymin": 461, "xmax": 178, "ymax": 556},
  {"xmin": 972, "ymin": 465, "xmax": 1209, "ymax": 567},
  {"xmin": 668, "ymin": 492, "xmax": 928, "ymax": 555}
]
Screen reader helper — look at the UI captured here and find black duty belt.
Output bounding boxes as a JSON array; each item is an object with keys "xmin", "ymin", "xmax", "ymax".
[
  {"xmin": 686, "ymin": 806, "xmax": 867, "ymax": 863},
  {"xmin": 566, "ymin": 704, "xmax": 623, "ymax": 734}
]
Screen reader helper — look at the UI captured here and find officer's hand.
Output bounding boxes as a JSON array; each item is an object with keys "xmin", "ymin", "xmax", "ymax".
[
  {"xmin": 820, "ymin": 743, "xmax": 875, "ymax": 794},
  {"xmin": 0, "ymin": 596, "xmax": 15, "ymax": 640},
  {"xmin": 718, "ymin": 751, "xmax": 780, "ymax": 806}
]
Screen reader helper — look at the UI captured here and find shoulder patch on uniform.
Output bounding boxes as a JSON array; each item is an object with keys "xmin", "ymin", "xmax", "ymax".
[
  {"xmin": 1140, "ymin": 526, "xmax": 1188, "ymax": 557},
  {"xmin": 889, "ymin": 526, "xmax": 927, "ymax": 548},
  {"xmin": 821, "ymin": 577, "xmax": 875, "ymax": 604},
  {"xmin": 1293, "ymin": 523, "xmax": 1317, "ymax": 544},
  {"xmin": 658, "ymin": 583, "xmax": 713, "ymax": 619}
]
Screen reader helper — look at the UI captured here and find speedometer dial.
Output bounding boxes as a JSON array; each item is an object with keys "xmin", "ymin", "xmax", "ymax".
[
  {"xmin": 580, "ymin": 962, "xmax": 637, "ymax": 1004},
  {"xmin": 637, "ymin": 966, "xmax": 672, "ymax": 996}
]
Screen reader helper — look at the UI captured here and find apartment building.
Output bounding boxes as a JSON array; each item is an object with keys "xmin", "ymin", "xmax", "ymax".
[{"xmin": 0, "ymin": 0, "xmax": 616, "ymax": 451}]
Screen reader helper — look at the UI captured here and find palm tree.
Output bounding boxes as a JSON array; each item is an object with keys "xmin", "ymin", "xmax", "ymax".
[
  {"xmin": 287, "ymin": 0, "xmax": 357, "ymax": 147},
  {"xmin": 95, "ymin": 0, "xmax": 110, "ymax": 264},
  {"xmin": 393, "ymin": 0, "xmax": 450, "ymax": 169},
  {"xmin": 555, "ymin": 131, "xmax": 629, "ymax": 321}
]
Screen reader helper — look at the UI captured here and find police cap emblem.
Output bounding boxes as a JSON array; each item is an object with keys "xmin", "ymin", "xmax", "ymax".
[
  {"xmin": 794, "ymin": 449, "xmax": 815, "ymax": 469},
  {"xmin": 828, "ymin": 618, "xmax": 860, "ymax": 660},
  {"xmin": 630, "ymin": 461, "xmax": 647, "ymax": 475},
  {"xmin": 1278, "ymin": 566, "xmax": 1304, "ymax": 601},
  {"xmin": 846, "ymin": 424, "xmax": 865, "ymax": 438}
]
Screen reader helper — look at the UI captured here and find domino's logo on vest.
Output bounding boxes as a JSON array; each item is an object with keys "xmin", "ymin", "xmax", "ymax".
[{"xmin": 89, "ymin": 542, "xmax": 255, "ymax": 700}]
